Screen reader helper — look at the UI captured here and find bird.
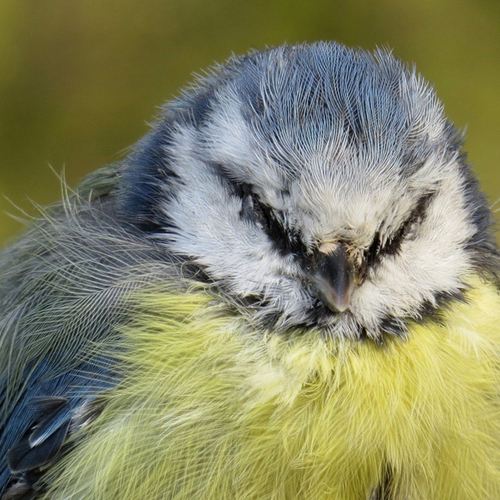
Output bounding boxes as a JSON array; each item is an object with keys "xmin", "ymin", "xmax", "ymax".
[{"xmin": 1, "ymin": 41, "xmax": 500, "ymax": 500}]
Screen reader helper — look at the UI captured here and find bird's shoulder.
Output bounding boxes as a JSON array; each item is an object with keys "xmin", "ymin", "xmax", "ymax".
[{"xmin": 0, "ymin": 166, "xmax": 181, "ymax": 498}]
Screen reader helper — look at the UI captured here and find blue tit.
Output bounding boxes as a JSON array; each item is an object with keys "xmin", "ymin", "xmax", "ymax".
[{"xmin": 1, "ymin": 42, "xmax": 500, "ymax": 500}]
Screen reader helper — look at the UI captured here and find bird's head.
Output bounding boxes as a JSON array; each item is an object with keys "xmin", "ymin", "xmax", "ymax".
[{"xmin": 119, "ymin": 43, "xmax": 497, "ymax": 340}]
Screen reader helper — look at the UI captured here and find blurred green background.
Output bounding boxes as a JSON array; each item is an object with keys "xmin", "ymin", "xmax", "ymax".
[{"xmin": 0, "ymin": 0, "xmax": 499, "ymax": 246}]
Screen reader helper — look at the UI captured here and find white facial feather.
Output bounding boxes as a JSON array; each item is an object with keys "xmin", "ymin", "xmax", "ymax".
[{"xmin": 147, "ymin": 43, "xmax": 494, "ymax": 339}]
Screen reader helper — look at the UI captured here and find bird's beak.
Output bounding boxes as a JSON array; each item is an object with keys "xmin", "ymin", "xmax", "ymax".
[{"xmin": 309, "ymin": 245, "xmax": 355, "ymax": 313}]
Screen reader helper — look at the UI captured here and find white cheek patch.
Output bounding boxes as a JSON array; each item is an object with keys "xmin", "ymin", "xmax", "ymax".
[
  {"xmin": 158, "ymin": 130, "xmax": 301, "ymax": 300},
  {"xmin": 350, "ymin": 165, "xmax": 474, "ymax": 326}
]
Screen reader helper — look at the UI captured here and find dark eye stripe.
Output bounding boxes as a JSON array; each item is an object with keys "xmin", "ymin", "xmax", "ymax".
[
  {"xmin": 245, "ymin": 194, "xmax": 306, "ymax": 257},
  {"xmin": 366, "ymin": 192, "xmax": 434, "ymax": 266},
  {"xmin": 365, "ymin": 231, "xmax": 381, "ymax": 267},
  {"xmin": 209, "ymin": 162, "xmax": 307, "ymax": 258}
]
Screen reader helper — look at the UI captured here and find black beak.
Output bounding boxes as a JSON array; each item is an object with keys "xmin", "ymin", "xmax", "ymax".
[{"xmin": 309, "ymin": 245, "xmax": 355, "ymax": 313}]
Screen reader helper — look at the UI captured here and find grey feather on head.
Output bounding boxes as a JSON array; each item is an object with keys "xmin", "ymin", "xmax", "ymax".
[{"xmin": 116, "ymin": 42, "xmax": 497, "ymax": 340}]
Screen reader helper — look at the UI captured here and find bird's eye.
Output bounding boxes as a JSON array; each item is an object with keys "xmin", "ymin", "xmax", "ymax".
[
  {"xmin": 240, "ymin": 194, "xmax": 271, "ymax": 229},
  {"xmin": 365, "ymin": 193, "xmax": 434, "ymax": 266},
  {"xmin": 400, "ymin": 213, "xmax": 423, "ymax": 241},
  {"xmin": 365, "ymin": 231, "xmax": 381, "ymax": 267},
  {"xmin": 238, "ymin": 191, "xmax": 307, "ymax": 257}
]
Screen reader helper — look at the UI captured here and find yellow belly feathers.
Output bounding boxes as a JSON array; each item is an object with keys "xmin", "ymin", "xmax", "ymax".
[{"xmin": 45, "ymin": 277, "xmax": 500, "ymax": 499}]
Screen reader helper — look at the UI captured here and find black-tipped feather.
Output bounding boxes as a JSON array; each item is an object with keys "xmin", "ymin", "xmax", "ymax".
[{"xmin": 7, "ymin": 422, "xmax": 69, "ymax": 474}]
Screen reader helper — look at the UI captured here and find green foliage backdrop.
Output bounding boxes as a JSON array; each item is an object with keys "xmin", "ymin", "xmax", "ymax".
[{"xmin": 0, "ymin": 0, "xmax": 499, "ymax": 245}]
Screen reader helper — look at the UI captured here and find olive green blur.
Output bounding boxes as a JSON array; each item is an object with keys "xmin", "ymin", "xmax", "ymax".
[{"xmin": 0, "ymin": 0, "xmax": 499, "ymax": 245}]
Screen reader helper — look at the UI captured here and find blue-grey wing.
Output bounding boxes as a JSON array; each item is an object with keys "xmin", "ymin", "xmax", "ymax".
[{"xmin": 0, "ymin": 178, "xmax": 182, "ymax": 498}]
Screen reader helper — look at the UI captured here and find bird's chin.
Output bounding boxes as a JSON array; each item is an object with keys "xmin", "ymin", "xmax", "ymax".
[
  {"xmin": 274, "ymin": 304, "xmax": 399, "ymax": 342},
  {"xmin": 306, "ymin": 306, "xmax": 362, "ymax": 339},
  {"xmin": 252, "ymin": 302, "xmax": 374, "ymax": 341},
  {"xmin": 226, "ymin": 287, "xmax": 400, "ymax": 341}
]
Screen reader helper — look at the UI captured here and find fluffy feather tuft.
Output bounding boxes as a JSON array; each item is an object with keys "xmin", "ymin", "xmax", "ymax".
[{"xmin": 45, "ymin": 277, "xmax": 500, "ymax": 500}]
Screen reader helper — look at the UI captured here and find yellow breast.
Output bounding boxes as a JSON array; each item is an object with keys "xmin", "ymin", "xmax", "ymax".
[{"xmin": 46, "ymin": 277, "xmax": 500, "ymax": 499}]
